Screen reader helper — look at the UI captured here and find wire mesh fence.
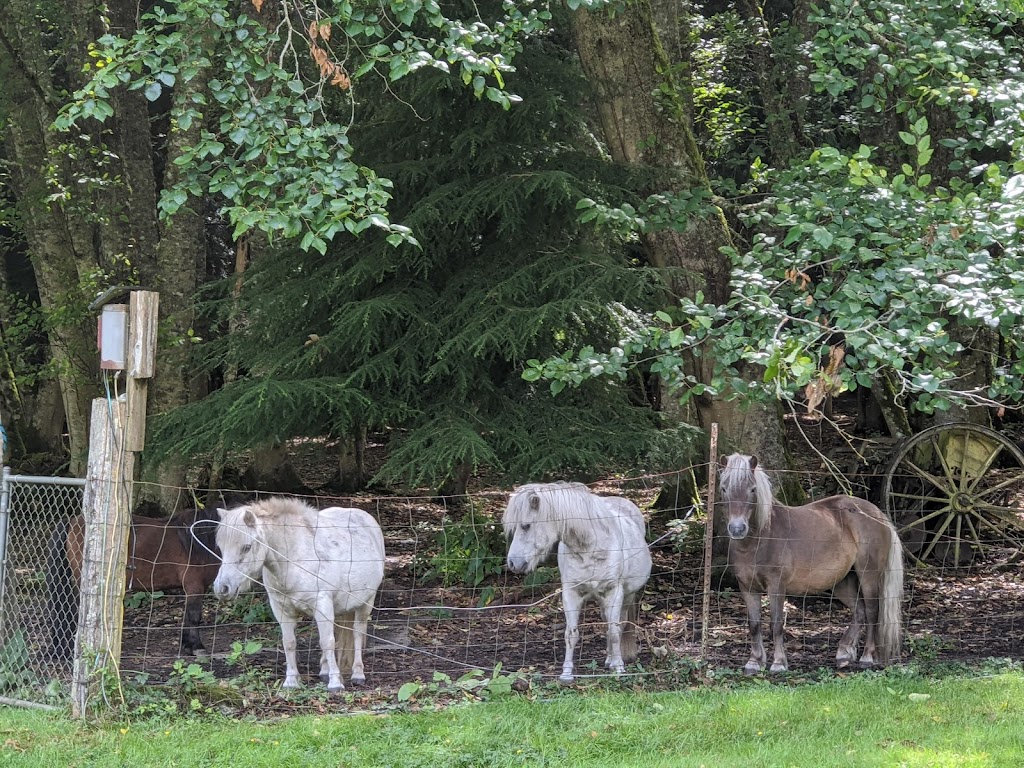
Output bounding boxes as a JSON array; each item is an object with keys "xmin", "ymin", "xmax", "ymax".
[
  {"xmin": 1, "ymin": 451, "xmax": 1023, "ymax": 713},
  {"xmin": 0, "ymin": 472, "xmax": 84, "ymax": 704}
]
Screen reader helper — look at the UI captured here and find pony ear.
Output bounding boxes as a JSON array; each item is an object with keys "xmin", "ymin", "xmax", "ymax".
[
  {"xmin": 242, "ymin": 509, "xmax": 257, "ymax": 528},
  {"xmin": 718, "ymin": 454, "xmax": 729, "ymax": 468},
  {"xmin": 528, "ymin": 493, "xmax": 540, "ymax": 511},
  {"xmin": 216, "ymin": 507, "xmax": 228, "ymax": 520},
  {"xmin": 749, "ymin": 455, "xmax": 759, "ymax": 471}
]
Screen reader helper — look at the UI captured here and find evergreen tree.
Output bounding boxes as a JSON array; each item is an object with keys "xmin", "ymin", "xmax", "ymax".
[{"xmin": 149, "ymin": 14, "xmax": 699, "ymax": 492}]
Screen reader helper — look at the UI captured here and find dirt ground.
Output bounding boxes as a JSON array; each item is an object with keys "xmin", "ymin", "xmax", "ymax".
[{"xmin": 19, "ymin": 406, "xmax": 1024, "ymax": 712}]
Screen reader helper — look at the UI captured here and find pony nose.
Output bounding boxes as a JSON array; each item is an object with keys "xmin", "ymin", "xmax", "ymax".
[
  {"xmin": 727, "ymin": 520, "xmax": 749, "ymax": 539},
  {"xmin": 507, "ymin": 556, "xmax": 524, "ymax": 573}
]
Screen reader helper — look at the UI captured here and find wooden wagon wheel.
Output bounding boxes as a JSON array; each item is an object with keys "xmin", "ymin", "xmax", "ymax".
[{"xmin": 881, "ymin": 423, "xmax": 1024, "ymax": 566}]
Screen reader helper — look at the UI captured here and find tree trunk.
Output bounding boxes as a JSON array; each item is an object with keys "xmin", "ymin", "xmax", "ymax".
[
  {"xmin": 4, "ymin": 0, "xmax": 211, "ymax": 497},
  {"xmin": 2, "ymin": 0, "xmax": 99, "ymax": 475},
  {"xmin": 571, "ymin": 1, "xmax": 791, "ymax": 478},
  {"xmin": 337, "ymin": 428, "xmax": 367, "ymax": 492},
  {"xmin": 135, "ymin": 20, "xmax": 213, "ymax": 512},
  {"xmin": 735, "ymin": 0, "xmax": 806, "ymax": 167}
]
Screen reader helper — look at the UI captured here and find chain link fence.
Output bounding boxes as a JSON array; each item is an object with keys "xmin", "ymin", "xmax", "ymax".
[{"xmin": 0, "ymin": 469, "xmax": 84, "ymax": 707}]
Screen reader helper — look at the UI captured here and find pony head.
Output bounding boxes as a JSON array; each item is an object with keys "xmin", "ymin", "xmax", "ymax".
[
  {"xmin": 213, "ymin": 505, "xmax": 268, "ymax": 599},
  {"xmin": 718, "ymin": 453, "xmax": 773, "ymax": 539},
  {"xmin": 502, "ymin": 483, "xmax": 568, "ymax": 573}
]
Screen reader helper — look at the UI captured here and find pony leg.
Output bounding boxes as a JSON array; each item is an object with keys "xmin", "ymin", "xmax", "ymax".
[
  {"xmin": 328, "ymin": 614, "xmax": 354, "ymax": 681},
  {"xmin": 314, "ymin": 601, "xmax": 344, "ymax": 693},
  {"xmin": 858, "ymin": 580, "xmax": 881, "ymax": 667},
  {"xmin": 560, "ymin": 588, "xmax": 583, "ymax": 683},
  {"xmin": 45, "ymin": 519, "xmax": 77, "ymax": 661},
  {"xmin": 278, "ymin": 616, "xmax": 302, "ymax": 689},
  {"xmin": 601, "ymin": 586, "xmax": 626, "ymax": 675},
  {"xmin": 767, "ymin": 590, "xmax": 788, "ymax": 673},
  {"xmin": 348, "ymin": 603, "xmax": 372, "ymax": 686},
  {"xmin": 831, "ymin": 575, "xmax": 863, "ymax": 668},
  {"xmin": 740, "ymin": 588, "xmax": 766, "ymax": 675},
  {"xmin": 180, "ymin": 588, "xmax": 207, "ymax": 656}
]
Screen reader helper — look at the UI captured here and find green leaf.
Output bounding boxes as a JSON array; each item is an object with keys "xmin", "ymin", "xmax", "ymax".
[
  {"xmin": 812, "ymin": 227, "xmax": 834, "ymax": 249},
  {"xmin": 521, "ymin": 367, "xmax": 541, "ymax": 382},
  {"xmin": 397, "ymin": 682, "xmax": 420, "ymax": 701},
  {"xmin": 144, "ymin": 82, "xmax": 162, "ymax": 101}
]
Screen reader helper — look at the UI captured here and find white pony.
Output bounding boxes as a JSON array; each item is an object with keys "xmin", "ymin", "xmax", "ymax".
[
  {"xmin": 502, "ymin": 481, "xmax": 652, "ymax": 682},
  {"xmin": 213, "ymin": 497, "xmax": 385, "ymax": 692}
]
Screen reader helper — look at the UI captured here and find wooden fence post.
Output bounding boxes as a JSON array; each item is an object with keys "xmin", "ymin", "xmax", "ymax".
[
  {"xmin": 71, "ymin": 290, "xmax": 157, "ymax": 717},
  {"xmin": 71, "ymin": 397, "xmax": 134, "ymax": 718},
  {"xmin": 700, "ymin": 423, "xmax": 719, "ymax": 662}
]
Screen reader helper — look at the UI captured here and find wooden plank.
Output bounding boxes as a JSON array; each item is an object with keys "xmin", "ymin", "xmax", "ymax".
[
  {"xmin": 128, "ymin": 291, "xmax": 159, "ymax": 379},
  {"xmin": 71, "ymin": 396, "xmax": 134, "ymax": 719},
  {"xmin": 124, "ymin": 291, "xmax": 159, "ymax": 452}
]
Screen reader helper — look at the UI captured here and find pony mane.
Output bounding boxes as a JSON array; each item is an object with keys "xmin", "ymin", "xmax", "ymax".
[
  {"xmin": 720, "ymin": 453, "xmax": 775, "ymax": 531},
  {"xmin": 245, "ymin": 496, "xmax": 316, "ymax": 520},
  {"xmin": 506, "ymin": 481, "xmax": 615, "ymax": 546},
  {"xmin": 217, "ymin": 497, "xmax": 320, "ymax": 549},
  {"xmin": 169, "ymin": 506, "xmax": 221, "ymax": 564}
]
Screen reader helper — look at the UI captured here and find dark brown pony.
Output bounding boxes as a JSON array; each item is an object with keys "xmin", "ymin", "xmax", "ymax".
[
  {"xmin": 46, "ymin": 507, "xmax": 220, "ymax": 659},
  {"xmin": 718, "ymin": 453, "xmax": 904, "ymax": 674}
]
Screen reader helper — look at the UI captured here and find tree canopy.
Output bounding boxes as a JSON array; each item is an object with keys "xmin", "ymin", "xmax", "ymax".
[
  {"xmin": 528, "ymin": 0, "xmax": 1024, "ymax": 424},
  {"xmin": 3, "ymin": 0, "xmax": 1024, "ymax": 492}
]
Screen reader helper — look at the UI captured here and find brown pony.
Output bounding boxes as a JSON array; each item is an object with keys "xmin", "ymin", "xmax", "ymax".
[
  {"xmin": 46, "ymin": 507, "xmax": 220, "ymax": 659},
  {"xmin": 718, "ymin": 453, "xmax": 904, "ymax": 674}
]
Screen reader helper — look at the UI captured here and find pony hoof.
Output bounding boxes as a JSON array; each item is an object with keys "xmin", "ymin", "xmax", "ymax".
[
  {"xmin": 350, "ymin": 675, "xmax": 366, "ymax": 687},
  {"xmin": 742, "ymin": 663, "xmax": 762, "ymax": 676},
  {"xmin": 836, "ymin": 659, "xmax": 852, "ymax": 670},
  {"xmin": 769, "ymin": 664, "xmax": 787, "ymax": 673},
  {"xmin": 327, "ymin": 685, "xmax": 345, "ymax": 695},
  {"xmin": 558, "ymin": 674, "xmax": 575, "ymax": 685}
]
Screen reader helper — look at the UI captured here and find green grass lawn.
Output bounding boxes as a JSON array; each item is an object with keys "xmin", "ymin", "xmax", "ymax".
[{"xmin": 2, "ymin": 670, "xmax": 1023, "ymax": 767}]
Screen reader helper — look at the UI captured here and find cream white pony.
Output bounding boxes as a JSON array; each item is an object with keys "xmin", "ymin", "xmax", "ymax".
[
  {"xmin": 213, "ymin": 497, "xmax": 385, "ymax": 692},
  {"xmin": 503, "ymin": 481, "xmax": 652, "ymax": 682}
]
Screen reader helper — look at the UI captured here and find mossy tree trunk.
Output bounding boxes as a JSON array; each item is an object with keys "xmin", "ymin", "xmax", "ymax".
[
  {"xmin": 571, "ymin": 0, "xmax": 792, "ymax": 478},
  {"xmin": 3, "ymin": 0, "xmax": 208, "ymax": 502}
]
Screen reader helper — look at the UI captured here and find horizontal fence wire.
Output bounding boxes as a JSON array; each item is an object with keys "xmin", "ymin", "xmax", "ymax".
[{"xmin": 1, "ymin": 453, "xmax": 1023, "ymax": 712}]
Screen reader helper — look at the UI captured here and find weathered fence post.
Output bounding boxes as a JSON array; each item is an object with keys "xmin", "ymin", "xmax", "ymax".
[
  {"xmin": 700, "ymin": 423, "xmax": 719, "ymax": 662},
  {"xmin": 71, "ymin": 397, "xmax": 135, "ymax": 717},
  {"xmin": 71, "ymin": 290, "xmax": 158, "ymax": 718},
  {"xmin": 125, "ymin": 291, "xmax": 158, "ymax": 452}
]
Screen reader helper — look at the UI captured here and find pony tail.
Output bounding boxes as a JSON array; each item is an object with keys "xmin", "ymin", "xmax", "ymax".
[
  {"xmin": 337, "ymin": 617, "xmax": 355, "ymax": 675},
  {"xmin": 45, "ymin": 518, "xmax": 76, "ymax": 661},
  {"xmin": 620, "ymin": 590, "xmax": 641, "ymax": 663},
  {"xmin": 876, "ymin": 522, "xmax": 905, "ymax": 664}
]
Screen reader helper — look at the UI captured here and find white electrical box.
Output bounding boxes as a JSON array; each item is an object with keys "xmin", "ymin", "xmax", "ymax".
[{"xmin": 98, "ymin": 303, "xmax": 128, "ymax": 370}]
